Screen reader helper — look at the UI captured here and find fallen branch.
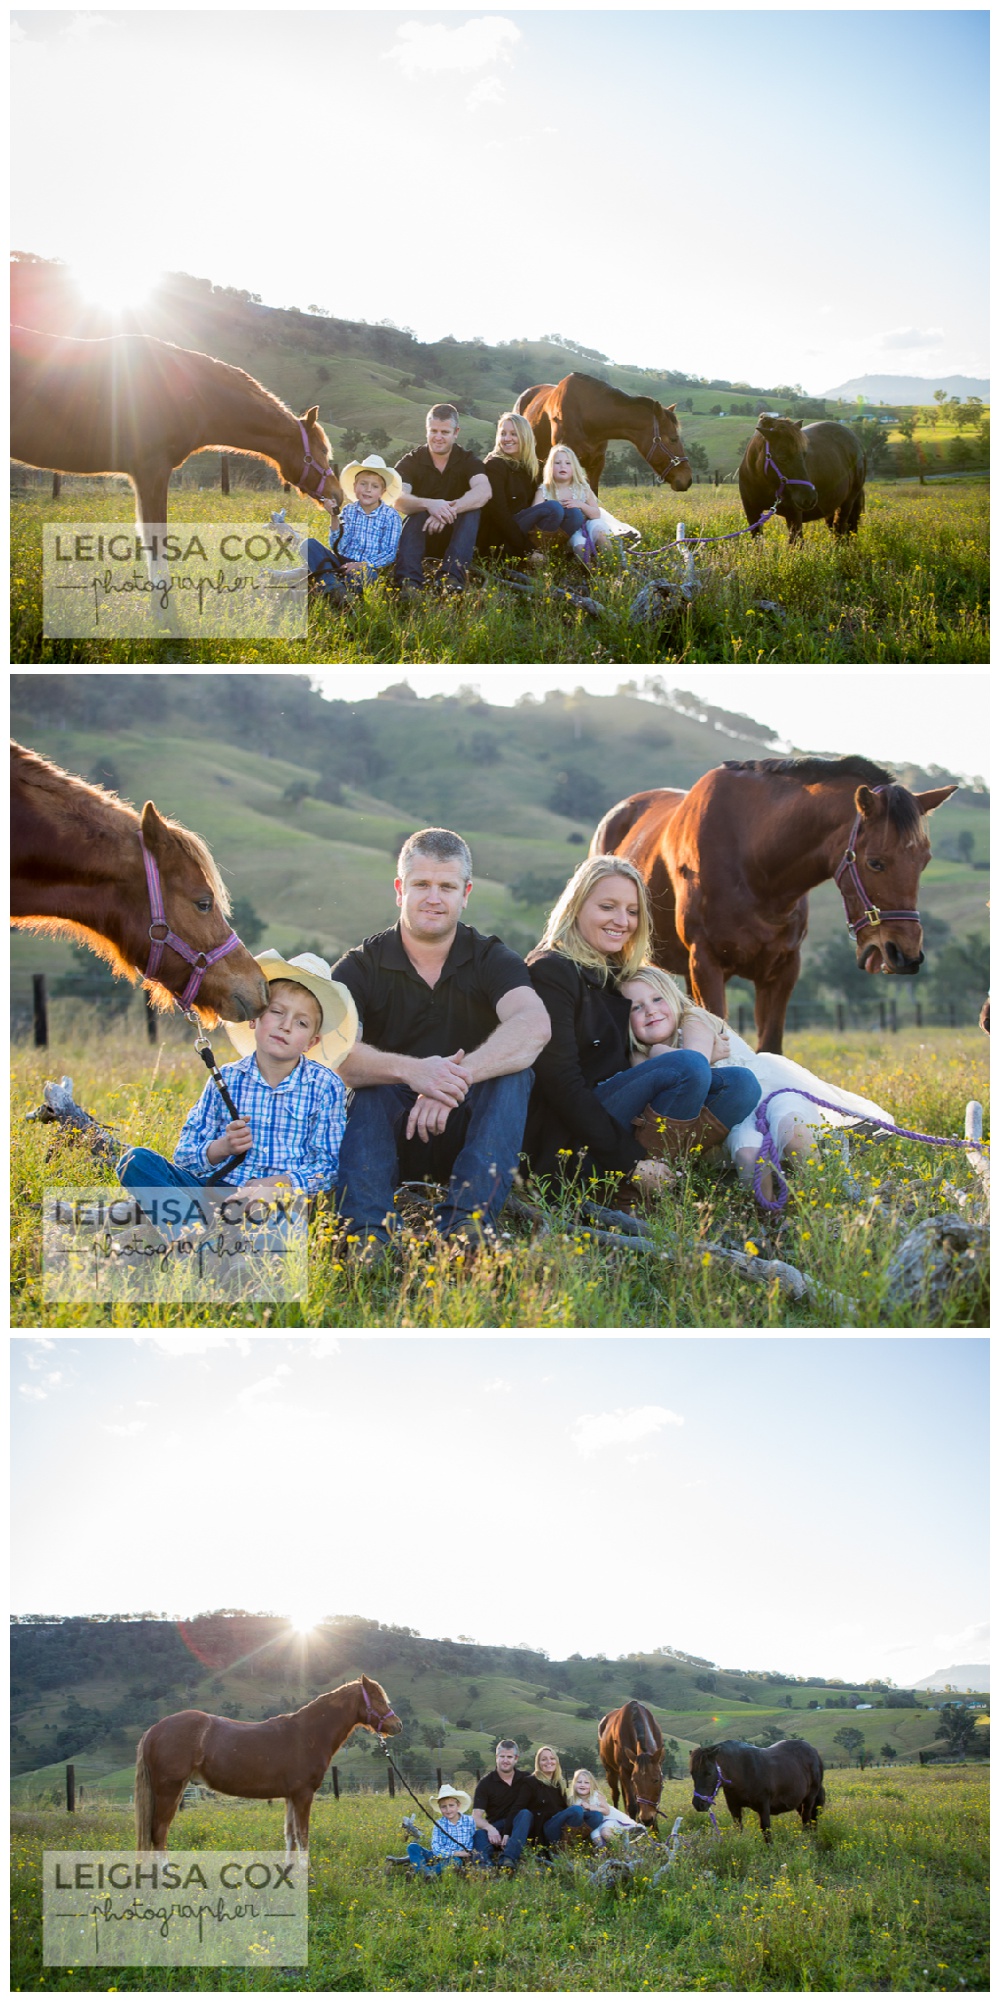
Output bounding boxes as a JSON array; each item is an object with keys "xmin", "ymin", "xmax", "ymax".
[{"xmin": 25, "ymin": 1076, "xmax": 121, "ymax": 1170}]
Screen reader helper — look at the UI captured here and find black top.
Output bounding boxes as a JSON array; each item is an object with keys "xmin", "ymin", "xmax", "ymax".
[
  {"xmin": 530, "ymin": 1776, "xmax": 569, "ymax": 1842},
  {"xmin": 395, "ymin": 443, "xmax": 489, "ymax": 504},
  {"xmin": 331, "ymin": 922, "xmax": 534, "ymax": 1060},
  {"xmin": 524, "ymin": 948, "xmax": 643, "ymax": 1180},
  {"xmin": 479, "ymin": 453, "xmax": 539, "ymax": 557},
  {"xmin": 472, "ymin": 1767, "xmax": 548, "ymax": 1834}
]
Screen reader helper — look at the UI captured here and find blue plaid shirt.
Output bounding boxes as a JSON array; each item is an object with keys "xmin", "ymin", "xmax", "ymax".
[
  {"xmin": 430, "ymin": 1813, "xmax": 476, "ymax": 1864},
  {"xmin": 172, "ymin": 1053, "xmax": 346, "ymax": 1193},
  {"xmin": 333, "ymin": 500, "xmax": 402, "ymax": 569}
]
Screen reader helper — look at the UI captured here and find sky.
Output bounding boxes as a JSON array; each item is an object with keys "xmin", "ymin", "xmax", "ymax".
[
  {"xmin": 310, "ymin": 668, "xmax": 991, "ymax": 782},
  {"xmin": 11, "ymin": 1335, "xmax": 989, "ymax": 1688},
  {"xmin": 10, "ymin": 9, "xmax": 988, "ymax": 395}
]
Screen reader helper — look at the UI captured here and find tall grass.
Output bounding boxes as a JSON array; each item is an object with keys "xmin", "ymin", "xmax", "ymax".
[
  {"xmin": 11, "ymin": 1027, "xmax": 988, "ymax": 1329},
  {"xmin": 10, "ymin": 479, "xmax": 988, "ymax": 663},
  {"xmin": 9, "ymin": 1764, "xmax": 989, "ymax": 1989}
]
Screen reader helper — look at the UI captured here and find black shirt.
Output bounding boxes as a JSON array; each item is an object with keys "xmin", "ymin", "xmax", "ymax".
[
  {"xmin": 395, "ymin": 443, "xmax": 489, "ymax": 504},
  {"xmin": 472, "ymin": 1767, "xmax": 548, "ymax": 1834},
  {"xmin": 331, "ymin": 922, "xmax": 534, "ymax": 1060},
  {"xmin": 480, "ymin": 453, "xmax": 539, "ymax": 556},
  {"xmin": 523, "ymin": 948, "xmax": 643, "ymax": 1179}
]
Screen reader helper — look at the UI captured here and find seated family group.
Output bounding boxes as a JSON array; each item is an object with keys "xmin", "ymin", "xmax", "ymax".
[
  {"xmin": 118, "ymin": 827, "xmax": 888, "ymax": 1235},
  {"xmin": 289, "ymin": 402, "xmax": 631, "ymax": 602},
  {"xmin": 395, "ymin": 1739, "xmax": 643, "ymax": 1878}
]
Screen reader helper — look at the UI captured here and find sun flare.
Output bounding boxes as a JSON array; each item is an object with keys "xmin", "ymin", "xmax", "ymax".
[
  {"xmin": 288, "ymin": 1610, "xmax": 326, "ymax": 1636},
  {"xmin": 71, "ymin": 258, "xmax": 162, "ymax": 314}
]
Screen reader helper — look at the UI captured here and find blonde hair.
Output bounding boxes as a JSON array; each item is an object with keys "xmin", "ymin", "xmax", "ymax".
[
  {"xmin": 539, "ymin": 857, "xmax": 652, "ymax": 982},
  {"xmin": 620, "ymin": 962, "xmax": 720, "ymax": 1050},
  {"xmin": 569, "ymin": 1768, "xmax": 607, "ymax": 1807},
  {"xmin": 493, "ymin": 411, "xmax": 539, "ymax": 482},
  {"xmin": 542, "ymin": 443, "xmax": 590, "ymax": 501},
  {"xmin": 533, "ymin": 1746, "xmax": 566, "ymax": 1790}
]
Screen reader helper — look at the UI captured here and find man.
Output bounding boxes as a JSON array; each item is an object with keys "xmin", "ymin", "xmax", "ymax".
[
  {"xmin": 332, "ymin": 828, "xmax": 550, "ymax": 1245},
  {"xmin": 471, "ymin": 1740, "xmax": 546, "ymax": 1871},
  {"xmin": 394, "ymin": 404, "xmax": 491, "ymax": 594}
]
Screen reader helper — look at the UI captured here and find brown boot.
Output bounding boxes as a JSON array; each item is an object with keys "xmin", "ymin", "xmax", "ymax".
[{"xmin": 632, "ymin": 1102, "xmax": 729, "ymax": 1162}]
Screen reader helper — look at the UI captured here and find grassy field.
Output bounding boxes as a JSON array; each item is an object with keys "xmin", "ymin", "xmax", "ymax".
[
  {"xmin": 11, "ymin": 1025, "xmax": 988, "ymax": 1329},
  {"xmin": 9, "ymin": 1764, "xmax": 989, "ymax": 1990},
  {"xmin": 10, "ymin": 476, "xmax": 988, "ymax": 663}
]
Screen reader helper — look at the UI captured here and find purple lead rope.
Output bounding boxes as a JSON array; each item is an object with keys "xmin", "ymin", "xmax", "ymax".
[{"xmin": 750, "ymin": 1088, "xmax": 988, "ymax": 1212}]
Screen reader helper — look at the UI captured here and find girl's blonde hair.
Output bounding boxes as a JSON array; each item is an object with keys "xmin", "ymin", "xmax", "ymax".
[
  {"xmin": 569, "ymin": 1767, "xmax": 607, "ymax": 1806},
  {"xmin": 539, "ymin": 856, "xmax": 652, "ymax": 982},
  {"xmin": 620, "ymin": 962, "xmax": 719, "ymax": 1049},
  {"xmin": 492, "ymin": 411, "xmax": 539, "ymax": 482},
  {"xmin": 533, "ymin": 1746, "xmax": 566, "ymax": 1789},
  {"xmin": 542, "ymin": 443, "xmax": 589, "ymax": 500}
]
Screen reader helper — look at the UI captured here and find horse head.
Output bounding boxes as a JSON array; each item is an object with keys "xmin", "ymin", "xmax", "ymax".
[
  {"xmin": 628, "ymin": 1748, "xmax": 665, "ymax": 1824},
  {"xmin": 839, "ymin": 781, "xmax": 957, "ymax": 977},
  {"xmin": 754, "ymin": 414, "xmax": 818, "ymax": 511},
  {"xmin": 689, "ymin": 1744, "xmax": 719, "ymax": 1808},
  {"xmin": 138, "ymin": 802, "xmax": 269, "ymax": 1022},
  {"xmin": 648, "ymin": 403, "xmax": 693, "ymax": 490},
  {"xmin": 285, "ymin": 405, "xmax": 344, "ymax": 513},
  {"xmin": 359, "ymin": 1674, "xmax": 403, "ymax": 1738}
]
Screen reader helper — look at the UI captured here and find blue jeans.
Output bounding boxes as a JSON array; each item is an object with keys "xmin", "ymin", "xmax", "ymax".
[
  {"xmin": 472, "ymin": 1808, "xmax": 534, "ymax": 1868},
  {"xmin": 515, "ymin": 499, "xmax": 586, "ymax": 540},
  {"xmin": 395, "ymin": 509, "xmax": 479, "ymax": 587},
  {"xmin": 116, "ymin": 1146, "xmax": 292, "ymax": 1242},
  {"xmin": 595, "ymin": 1052, "xmax": 761, "ymax": 1134},
  {"xmin": 336, "ymin": 1071, "xmax": 532, "ymax": 1242},
  {"xmin": 542, "ymin": 1805, "xmax": 605, "ymax": 1845},
  {"xmin": 301, "ymin": 537, "xmax": 367, "ymax": 598},
  {"xmin": 406, "ymin": 1842, "xmax": 444, "ymax": 1877}
]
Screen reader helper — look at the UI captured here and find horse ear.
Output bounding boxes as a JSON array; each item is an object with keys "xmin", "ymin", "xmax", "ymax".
[
  {"xmin": 303, "ymin": 405, "xmax": 319, "ymax": 429},
  {"xmin": 793, "ymin": 419, "xmax": 804, "ymax": 432},
  {"xmin": 140, "ymin": 801, "xmax": 168, "ymax": 852},
  {"xmin": 664, "ymin": 403, "xmax": 676, "ymax": 415},
  {"xmin": 854, "ymin": 785, "xmax": 879, "ymax": 818},
  {"xmin": 913, "ymin": 784, "xmax": 958, "ymax": 815}
]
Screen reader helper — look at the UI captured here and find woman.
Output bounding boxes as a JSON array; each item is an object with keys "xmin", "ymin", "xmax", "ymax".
[
  {"xmin": 621, "ymin": 963, "xmax": 896, "ymax": 1204},
  {"xmin": 479, "ymin": 412, "xmax": 586, "ymax": 564},
  {"xmin": 531, "ymin": 1745, "xmax": 605, "ymax": 1851},
  {"xmin": 524, "ymin": 856, "xmax": 761, "ymax": 1193},
  {"xmin": 568, "ymin": 1768, "xmax": 643, "ymax": 1842}
]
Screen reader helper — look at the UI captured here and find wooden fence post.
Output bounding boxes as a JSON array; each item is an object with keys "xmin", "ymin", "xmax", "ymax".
[
  {"xmin": 436, "ymin": 1768, "xmax": 442, "ymax": 1790},
  {"xmin": 145, "ymin": 989, "xmax": 158, "ymax": 1043},
  {"xmin": 737, "ymin": 1004, "xmax": 748, "ymax": 1036},
  {"xmin": 914, "ymin": 1000, "xmax": 922, "ymax": 1027},
  {"xmin": 66, "ymin": 1764, "xmax": 75, "ymax": 1813},
  {"xmin": 220, "ymin": 455, "xmax": 230, "ymax": 497},
  {"xmin": 331, "ymin": 1766, "xmax": 339, "ymax": 1799},
  {"xmin": 33, "ymin": 974, "xmax": 48, "ymax": 1049},
  {"xmin": 52, "ymin": 472, "xmax": 62, "ymax": 499},
  {"xmin": 836, "ymin": 1001, "xmax": 845, "ymax": 1033},
  {"xmin": 387, "ymin": 1765, "xmax": 395, "ymax": 1798}
]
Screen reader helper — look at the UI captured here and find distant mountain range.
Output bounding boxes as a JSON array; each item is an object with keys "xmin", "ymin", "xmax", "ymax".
[
  {"xmin": 822, "ymin": 374, "xmax": 989, "ymax": 404},
  {"xmin": 913, "ymin": 1663, "xmax": 989, "ymax": 1692}
]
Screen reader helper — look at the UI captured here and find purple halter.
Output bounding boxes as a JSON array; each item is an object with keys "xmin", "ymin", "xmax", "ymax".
[
  {"xmin": 759, "ymin": 430, "xmax": 817, "ymax": 505},
  {"xmin": 833, "ymin": 785, "xmax": 922, "ymax": 941},
  {"xmin": 692, "ymin": 1763, "xmax": 730, "ymax": 1831},
  {"xmin": 359, "ymin": 1682, "xmax": 399, "ymax": 1735},
  {"xmin": 295, "ymin": 420, "xmax": 339, "ymax": 504},
  {"xmin": 646, "ymin": 411, "xmax": 690, "ymax": 479},
  {"xmin": 140, "ymin": 834, "xmax": 242, "ymax": 1011}
]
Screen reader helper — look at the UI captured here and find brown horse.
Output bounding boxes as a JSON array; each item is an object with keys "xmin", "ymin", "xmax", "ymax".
[
  {"xmin": 515, "ymin": 373, "xmax": 692, "ymax": 494},
  {"xmin": 591, "ymin": 756, "xmax": 956, "ymax": 1053},
  {"xmin": 10, "ymin": 323, "xmax": 343, "ymax": 533},
  {"xmin": 739, "ymin": 414, "xmax": 866, "ymax": 544},
  {"xmin": 135, "ymin": 1675, "xmax": 402, "ymax": 1854},
  {"xmin": 598, "ymin": 1700, "xmax": 665, "ymax": 1826},
  {"xmin": 11, "ymin": 742, "xmax": 269, "ymax": 1023},
  {"xmin": 690, "ymin": 1738, "xmax": 825, "ymax": 1842}
]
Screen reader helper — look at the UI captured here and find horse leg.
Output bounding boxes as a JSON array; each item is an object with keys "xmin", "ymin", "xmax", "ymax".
[
  {"xmin": 758, "ymin": 1805, "xmax": 772, "ymax": 1844},
  {"xmin": 685, "ymin": 939, "xmax": 728, "ymax": 1020},
  {"xmin": 132, "ymin": 462, "xmax": 176, "ymax": 610},
  {"xmin": 753, "ymin": 954, "xmax": 801, "ymax": 1056},
  {"xmin": 150, "ymin": 1783, "xmax": 185, "ymax": 1855},
  {"xmin": 286, "ymin": 1790, "xmax": 313, "ymax": 1858}
]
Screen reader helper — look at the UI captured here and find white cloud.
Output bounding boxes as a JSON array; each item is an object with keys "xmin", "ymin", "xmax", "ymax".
[
  {"xmin": 879, "ymin": 325, "xmax": 945, "ymax": 351},
  {"xmin": 103, "ymin": 1420, "xmax": 147, "ymax": 1437},
  {"xmin": 385, "ymin": 17, "xmax": 520, "ymax": 77},
  {"xmin": 570, "ymin": 1405, "xmax": 684, "ymax": 1457},
  {"xmin": 467, "ymin": 77, "xmax": 504, "ymax": 111},
  {"xmin": 18, "ymin": 1384, "xmax": 47, "ymax": 1401},
  {"xmin": 482, "ymin": 1377, "xmax": 512, "ymax": 1394},
  {"xmin": 140, "ymin": 1335, "xmax": 248, "ymax": 1357},
  {"xmin": 931, "ymin": 1620, "xmax": 989, "ymax": 1657},
  {"xmin": 308, "ymin": 1338, "xmax": 340, "ymax": 1359},
  {"xmin": 237, "ymin": 1365, "xmax": 292, "ymax": 1406}
]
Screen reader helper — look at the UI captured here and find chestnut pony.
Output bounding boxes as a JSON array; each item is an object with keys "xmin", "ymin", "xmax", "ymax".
[
  {"xmin": 135, "ymin": 1675, "xmax": 402, "ymax": 1854},
  {"xmin": 11, "ymin": 742, "xmax": 268, "ymax": 1024},
  {"xmin": 10, "ymin": 323, "xmax": 343, "ymax": 534},
  {"xmin": 598, "ymin": 1700, "xmax": 665, "ymax": 1827},
  {"xmin": 515, "ymin": 372, "xmax": 692, "ymax": 495},
  {"xmin": 592, "ymin": 756, "xmax": 956, "ymax": 1053}
]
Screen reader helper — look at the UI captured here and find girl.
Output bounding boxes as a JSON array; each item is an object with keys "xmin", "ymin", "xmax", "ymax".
[
  {"xmin": 538, "ymin": 445, "xmax": 637, "ymax": 566},
  {"xmin": 480, "ymin": 413, "xmax": 585, "ymax": 563},
  {"xmin": 620, "ymin": 963, "xmax": 895, "ymax": 1204},
  {"xmin": 568, "ymin": 1768, "xmax": 644, "ymax": 1844},
  {"xmin": 532, "ymin": 1745, "xmax": 605, "ymax": 1849}
]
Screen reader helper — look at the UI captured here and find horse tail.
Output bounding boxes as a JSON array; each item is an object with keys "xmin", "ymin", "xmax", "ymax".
[
  {"xmin": 514, "ymin": 384, "xmax": 549, "ymax": 418},
  {"xmin": 135, "ymin": 1741, "xmax": 154, "ymax": 1851},
  {"xmin": 816, "ymin": 1782, "xmax": 826, "ymax": 1808}
]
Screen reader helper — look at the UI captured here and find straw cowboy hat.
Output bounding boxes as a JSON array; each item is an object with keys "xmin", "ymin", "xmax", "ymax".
[
  {"xmin": 340, "ymin": 454, "xmax": 404, "ymax": 505},
  {"xmin": 224, "ymin": 950, "xmax": 358, "ymax": 1069},
  {"xmin": 436, "ymin": 1783, "xmax": 472, "ymax": 1813}
]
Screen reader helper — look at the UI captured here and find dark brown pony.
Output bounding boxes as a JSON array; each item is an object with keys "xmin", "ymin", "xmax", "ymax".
[
  {"xmin": 135, "ymin": 1675, "xmax": 401, "ymax": 1854},
  {"xmin": 10, "ymin": 323, "xmax": 343, "ymax": 532},
  {"xmin": 739, "ymin": 414, "xmax": 866, "ymax": 544},
  {"xmin": 515, "ymin": 373, "xmax": 692, "ymax": 494},
  {"xmin": 11, "ymin": 742, "xmax": 269, "ymax": 1024},
  {"xmin": 690, "ymin": 1738, "xmax": 825, "ymax": 1843},
  {"xmin": 592, "ymin": 757, "xmax": 956, "ymax": 1053},
  {"xmin": 598, "ymin": 1700, "xmax": 665, "ymax": 1826}
]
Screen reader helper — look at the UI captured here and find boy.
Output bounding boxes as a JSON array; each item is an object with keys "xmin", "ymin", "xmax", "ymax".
[
  {"xmin": 393, "ymin": 1785, "xmax": 477, "ymax": 1877},
  {"xmin": 299, "ymin": 454, "xmax": 403, "ymax": 600},
  {"xmin": 117, "ymin": 951, "xmax": 357, "ymax": 1214}
]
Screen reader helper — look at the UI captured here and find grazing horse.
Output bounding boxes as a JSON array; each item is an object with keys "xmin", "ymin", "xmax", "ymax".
[
  {"xmin": 515, "ymin": 373, "xmax": 692, "ymax": 494},
  {"xmin": 11, "ymin": 741, "xmax": 269, "ymax": 1024},
  {"xmin": 739, "ymin": 414, "xmax": 866, "ymax": 544},
  {"xmin": 598, "ymin": 1701, "xmax": 665, "ymax": 1826},
  {"xmin": 135, "ymin": 1675, "xmax": 402, "ymax": 1854},
  {"xmin": 591, "ymin": 756, "xmax": 956, "ymax": 1053},
  {"xmin": 10, "ymin": 323, "xmax": 343, "ymax": 534},
  {"xmin": 690, "ymin": 1739, "xmax": 825, "ymax": 1843}
]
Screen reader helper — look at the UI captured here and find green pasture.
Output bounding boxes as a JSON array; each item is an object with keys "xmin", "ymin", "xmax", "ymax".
[
  {"xmin": 9, "ymin": 1764, "xmax": 989, "ymax": 1990},
  {"xmin": 10, "ymin": 476, "xmax": 988, "ymax": 663},
  {"xmin": 10, "ymin": 1026, "xmax": 989, "ymax": 1330}
]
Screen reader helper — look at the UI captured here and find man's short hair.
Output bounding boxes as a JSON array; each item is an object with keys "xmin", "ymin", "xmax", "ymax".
[
  {"xmin": 496, "ymin": 1738, "xmax": 519, "ymax": 1754},
  {"xmin": 397, "ymin": 827, "xmax": 473, "ymax": 882},
  {"xmin": 428, "ymin": 403, "xmax": 460, "ymax": 427}
]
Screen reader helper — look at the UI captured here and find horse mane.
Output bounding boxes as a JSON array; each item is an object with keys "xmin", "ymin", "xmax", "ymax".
[
  {"xmin": 584, "ymin": 376, "xmax": 661, "ymax": 416},
  {"xmin": 721, "ymin": 755, "xmax": 925, "ymax": 841},
  {"xmin": 12, "ymin": 741, "xmax": 232, "ymax": 913}
]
